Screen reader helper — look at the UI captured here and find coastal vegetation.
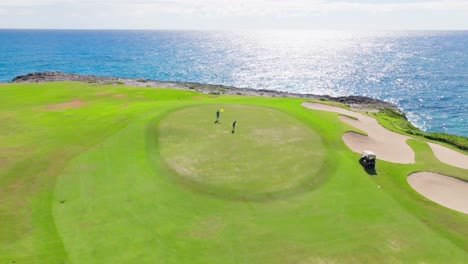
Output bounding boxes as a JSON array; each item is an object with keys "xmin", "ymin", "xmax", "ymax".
[
  {"xmin": 0, "ymin": 81, "xmax": 467, "ymax": 263},
  {"xmin": 374, "ymin": 108, "xmax": 468, "ymax": 151}
]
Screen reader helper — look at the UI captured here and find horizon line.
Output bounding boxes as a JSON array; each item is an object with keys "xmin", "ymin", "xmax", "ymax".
[{"xmin": 1, "ymin": 28, "xmax": 468, "ymax": 32}]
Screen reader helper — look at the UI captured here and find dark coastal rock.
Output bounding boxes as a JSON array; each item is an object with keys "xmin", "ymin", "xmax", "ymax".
[
  {"xmin": 11, "ymin": 71, "xmax": 398, "ymax": 112},
  {"xmin": 12, "ymin": 71, "xmax": 119, "ymax": 83}
]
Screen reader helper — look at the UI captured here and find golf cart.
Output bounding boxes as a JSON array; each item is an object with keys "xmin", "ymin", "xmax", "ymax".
[{"xmin": 359, "ymin": 150, "xmax": 376, "ymax": 169}]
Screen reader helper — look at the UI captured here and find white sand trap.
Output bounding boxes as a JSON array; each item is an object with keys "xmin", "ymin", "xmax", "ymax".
[
  {"xmin": 302, "ymin": 102, "xmax": 414, "ymax": 164},
  {"xmin": 408, "ymin": 172, "xmax": 468, "ymax": 214},
  {"xmin": 427, "ymin": 142, "xmax": 468, "ymax": 170}
]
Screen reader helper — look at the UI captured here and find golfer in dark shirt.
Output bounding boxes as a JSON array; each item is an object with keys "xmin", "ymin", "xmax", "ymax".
[
  {"xmin": 232, "ymin": 121, "xmax": 237, "ymax": 133},
  {"xmin": 215, "ymin": 110, "xmax": 220, "ymax": 123}
]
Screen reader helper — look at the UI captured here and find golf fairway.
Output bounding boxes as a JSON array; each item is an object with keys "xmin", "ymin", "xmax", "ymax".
[{"xmin": 0, "ymin": 82, "xmax": 467, "ymax": 263}]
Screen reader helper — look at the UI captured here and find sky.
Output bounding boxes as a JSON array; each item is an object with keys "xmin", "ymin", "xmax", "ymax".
[{"xmin": 0, "ymin": 0, "xmax": 467, "ymax": 30}]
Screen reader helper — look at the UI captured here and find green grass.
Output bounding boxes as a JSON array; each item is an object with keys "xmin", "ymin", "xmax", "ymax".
[
  {"xmin": 156, "ymin": 104, "xmax": 326, "ymax": 199},
  {"xmin": 0, "ymin": 82, "xmax": 467, "ymax": 263},
  {"xmin": 374, "ymin": 108, "xmax": 468, "ymax": 152}
]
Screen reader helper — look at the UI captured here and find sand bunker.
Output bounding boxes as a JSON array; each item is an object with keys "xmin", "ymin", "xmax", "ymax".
[
  {"xmin": 408, "ymin": 172, "xmax": 468, "ymax": 214},
  {"xmin": 302, "ymin": 102, "xmax": 414, "ymax": 164},
  {"xmin": 45, "ymin": 99, "xmax": 85, "ymax": 110},
  {"xmin": 301, "ymin": 102, "xmax": 468, "ymax": 168},
  {"xmin": 427, "ymin": 142, "xmax": 468, "ymax": 170}
]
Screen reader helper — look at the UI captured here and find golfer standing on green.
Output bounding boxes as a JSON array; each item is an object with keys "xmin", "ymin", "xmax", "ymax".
[
  {"xmin": 215, "ymin": 110, "xmax": 220, "ymax": 124},
  {"xmin": 232, "ymin": 121, "xmax": 237, "ymax": 134}
]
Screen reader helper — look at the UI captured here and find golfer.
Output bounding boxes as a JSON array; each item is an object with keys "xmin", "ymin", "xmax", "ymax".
[
  {"xmin": 231, "ymin": 121, "xmax": 237, "ymax": 133},
  {"xmin": 215, "ymin": 110, "xmax": 220, "ymax": 124}
]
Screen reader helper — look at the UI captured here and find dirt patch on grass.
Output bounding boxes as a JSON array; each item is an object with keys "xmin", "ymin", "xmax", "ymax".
[
  {"xmin": 7, "ymin": 178, "xmax": 23, "ymax": 190},
  {"xmin": 408, "ymin": 172, "xmax": 468, "ymax": 214},
  {"xmin": 95, "ymin": 91, "xmax": 111, "ymax": 96},
  {"xmin": 0, "ymin": 156, "xmax": 10, "ymax": 167},
  {"xmin": 113, "ymin": 94, "xmax": 125, "ymax": 98},
  {"xmin": 0, "ymin": 146, "xmax": 36, "ymax": 157},
  {"xmin": 0, "ymin": 111, "xmax": 15, "ymax": 118},
  {"xmin": 45, "ymin": 99, "xmax": 85, "ymax": 110},
  {"xmin": 386, "ymin": 237, "xmax": 408, "ymax": 252},
  {"xmin": 187, "ymin": 216, "xmax": 225, "ymax": 239},
  {"xmin": 297, "ymin": 257, "xmax": 338, "ymax": 264}
]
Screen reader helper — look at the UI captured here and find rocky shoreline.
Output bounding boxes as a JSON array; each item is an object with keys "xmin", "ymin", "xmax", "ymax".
[{"xmin": 11, "ymin": 71, "xmax": 398, "ymax": 112}]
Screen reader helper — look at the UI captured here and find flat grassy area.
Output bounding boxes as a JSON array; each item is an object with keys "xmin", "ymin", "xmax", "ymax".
[
  {"xmin": 156, "ymin": 104, "xmax": 326, "ymax": 199},
  {"xmin": 0, "ymin": 82, "xmax": 467, "ymax": 263}
]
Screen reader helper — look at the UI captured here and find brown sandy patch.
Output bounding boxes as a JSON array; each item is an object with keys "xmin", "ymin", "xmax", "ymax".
[
  {"xmin": 427, "ymin": 142, "xmax": 468, "ymax": 169},
  {"xmin": 187, "ymin": 216, "xmax": 225, "ymax": 239},
  {"xmin": 387, "ymin": 239, "xmax": 403, "ymax": 252},
  {"xmin": 298, "ymin": 257, "xmax": 338, "ymax": 264},
  {"xmin": 0, "ymin": 156, "xmax": 10, "ymax": 166},
  {"xmin": 0, "ymin": 111, "xmax": 15, "ymax": 118},
  {"xmin": 302, "ymin": 102, "xmax": 414, "ymax": 164},
  {"xmin": 113, "ymin": 94, "xmax": 125, "ymax": 98},
  {"xmin": 121, "ymin": 104, "xmax": 129, "ymax": 108},
  {"xmin": 408, "ymin": 172, "xmax": 468, "ymax": 214},
  {"xmin": 7, "ymin": 179, "xmax": 23, "ymax": 190},
  {"xmin": 95, "ymin": 91, "xmax": 111, "ymax": 96},
  {"xmin": 45, "ymin": 99, "xmax": 85, "ymax": 110}
]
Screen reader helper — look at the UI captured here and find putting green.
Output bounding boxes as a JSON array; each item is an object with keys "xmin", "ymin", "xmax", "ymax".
[{"xmin": 155, "ymin": 104, "xmax": 326, "ymax": 197}]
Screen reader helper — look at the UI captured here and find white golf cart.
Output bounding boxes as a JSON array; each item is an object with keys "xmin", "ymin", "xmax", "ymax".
[{"xmin": 359, "ymin": 150, "xmax": 376, "ymax": 169}]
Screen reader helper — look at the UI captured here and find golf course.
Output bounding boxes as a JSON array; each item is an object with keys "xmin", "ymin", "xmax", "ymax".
[{"xmin": 1, "ymin": 81, "xmax": 467, "ymax": 263}]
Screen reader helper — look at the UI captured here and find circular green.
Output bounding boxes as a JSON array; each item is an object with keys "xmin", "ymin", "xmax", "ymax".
[{"xmin": 157, "ymin": 104, "xmax": 326, "ymax": 197}]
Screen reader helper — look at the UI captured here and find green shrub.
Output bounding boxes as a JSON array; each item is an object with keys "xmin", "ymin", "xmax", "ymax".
[
  {"xmin": 423, "ymin": 132, "xmax": 468, "ymax": 151},
  {"xmin": 374, "ymin": 108, "xmax": 468, "ymax": 151}
]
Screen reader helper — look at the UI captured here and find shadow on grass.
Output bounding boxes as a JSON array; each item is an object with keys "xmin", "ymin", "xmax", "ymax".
[
  {"xmin": 364, "ymin": 166, "xmax": 377, "ymax": 175},
  {"xmin": 359, "ymin": 159, "xmax": 377, "ymax": 175}
]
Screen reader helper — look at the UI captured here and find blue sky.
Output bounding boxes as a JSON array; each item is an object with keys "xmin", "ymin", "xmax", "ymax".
[{"xmin": 0, "ymin": 0, "xmax": 467, "ymax": 30}]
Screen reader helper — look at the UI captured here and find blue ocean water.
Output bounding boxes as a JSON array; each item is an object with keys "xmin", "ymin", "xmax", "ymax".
[{"xmin": 0, "ymin": 30, "xmax": 467, "ymax": 136}]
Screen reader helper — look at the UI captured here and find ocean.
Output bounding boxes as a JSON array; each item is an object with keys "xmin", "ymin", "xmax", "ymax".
[{"xmin": 0, "ymin": 30, "xmax": 466, "ymax": 136}]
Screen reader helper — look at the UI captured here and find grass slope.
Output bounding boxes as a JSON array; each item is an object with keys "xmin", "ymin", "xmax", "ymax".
[{"xmin": 0, "ymin": 82, "xmax": 467, "ymax": 263}]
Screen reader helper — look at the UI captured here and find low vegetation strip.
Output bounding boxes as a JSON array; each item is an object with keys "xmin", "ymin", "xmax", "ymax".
[{"xmin": 374, "ymin": 108, "xmax": 468, "ymax": 151}]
